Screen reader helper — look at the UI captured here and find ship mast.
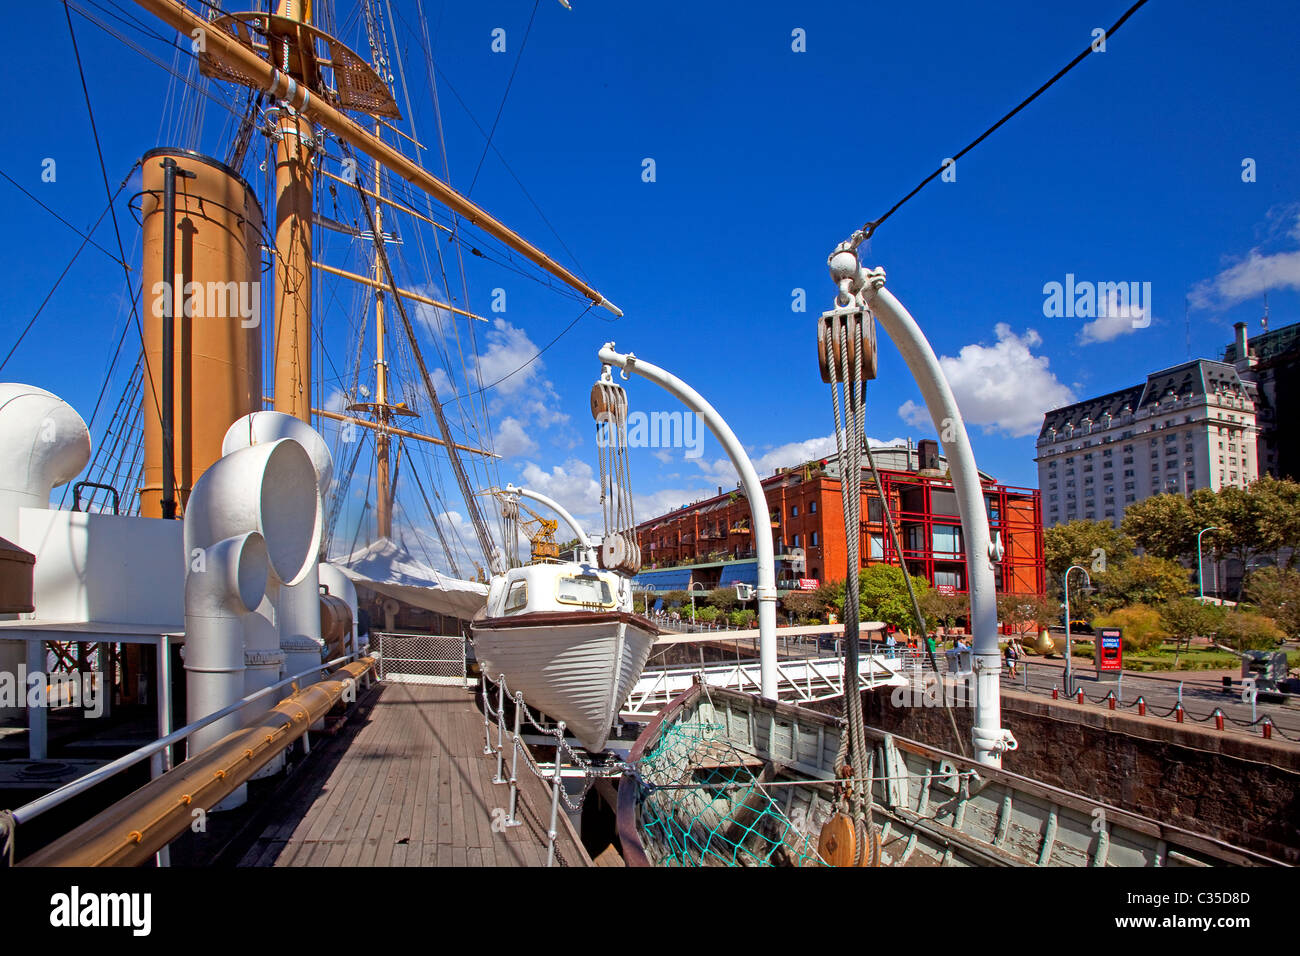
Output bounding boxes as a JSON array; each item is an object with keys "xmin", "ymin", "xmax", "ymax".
[
  {"xmin": 271, "ymin": 0, "xmax": 315, "ymax": 422},
  {"xmin": 345, "ymin": 120, "xmax": 418, "ymax": 540}
]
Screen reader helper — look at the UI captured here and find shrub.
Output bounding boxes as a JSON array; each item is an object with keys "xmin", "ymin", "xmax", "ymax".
[
  {"xmin": 1093, "ymin": 604, "xmax": 1167, "ymax": 652},
  {"xmin": 1214, "ymin": 610, "xmax": 1285, "ymax": 652}
]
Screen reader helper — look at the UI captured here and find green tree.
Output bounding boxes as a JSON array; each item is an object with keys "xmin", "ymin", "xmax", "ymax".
[
  {"xmin": 998, "ymin": 593, "xmax": 1058, "ymax": 636},
  {"xmin": 1093, "ymin": 604, "xmax": 1167, "ymax": 652},
  {"xmin": 1244, "ymin": 566, "xmax": 1300, "ymax": 638},
  {"xmin": 919, "ymin": 589, "xmax": 969, "ymax": 632},
  {"xmin": 706, "ymin": 587, "xmax": 737, "ymax": 612},
  {"xmin": 1213, "ymin": 610, "xmax": 1285, "ymax": 653},
  {"xmin": 857, "ymin": 565, "xmax": 930, "ymax": 631},
  {"xmin": 695, "ymin": 605, "xmax": 719, "ymax": 624},
  {"xmin": 1095, "ymin": 555, "xmax": 1191, "ymax": 610},
  {"xmin": 781, "ymin": 590, "xmax": 822, "ymax": 623},
  {"xmin": 1044, "ymin": 520, "xmax": 1135, "ymax": 586},
  {"xmin": 661, "ymin": 589, "xmax": 689, "ymax": 608},
  {"xmin": 1120, "ymin": 493, "xmax": 1197, "ymax": 560},
  {"xmin": 1158, "ymin": 598, "xmax": 1223, "ymax": 667}
]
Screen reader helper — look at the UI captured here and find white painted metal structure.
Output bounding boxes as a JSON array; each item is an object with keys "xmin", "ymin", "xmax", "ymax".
[
  {"xmin": 828, "ymin": 251, "xmax": 1015, "ymax": 766},
  {"xmin": 504, "ymin": 483, "xmax": 596, "ymax": 564},
  {"xmin": 623, "ymin": 653, "xmax": 907, "ymax": 717},
  {"xmin": 596, "ymin": 344, "xmax": 779, "ymax": 701}
]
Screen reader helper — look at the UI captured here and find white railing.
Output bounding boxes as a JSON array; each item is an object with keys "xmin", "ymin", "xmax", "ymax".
[{"xmin": 622, "ymin": 653, "xmax": 908, "ymax": 716}]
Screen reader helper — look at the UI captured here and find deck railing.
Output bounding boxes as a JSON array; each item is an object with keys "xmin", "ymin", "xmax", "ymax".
[{"xmin": 0, "ymin": 649, "xmax": 374, "ymax": 867}]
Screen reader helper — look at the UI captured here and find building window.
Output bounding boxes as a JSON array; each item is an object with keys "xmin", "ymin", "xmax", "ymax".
[
  {"xmin": 809, "ymin": 500, "xmax": 817, "ymax": 514},
  {"xmin": 792, "ymin": 534, "xmax": 801, "ymax": 547},
  {"xmin": 867, "ymin": 498, "xmax": 883, "ymax": 523},
  {"xmin": 810, "ymin": 531, "xmax": 819, "ymax": 547},
  {"xmin": 869, "ymin": 534, "xmax": 884, "ymax": 559},
  {"xmin": 791, "ymin": 505, "xmax": 798, "ymax": 518}
]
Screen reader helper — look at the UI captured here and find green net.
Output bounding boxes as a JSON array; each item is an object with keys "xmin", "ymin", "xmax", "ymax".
[{"xmin": 632, "ymin": 720, "xmax": 823, "ymax": 867}]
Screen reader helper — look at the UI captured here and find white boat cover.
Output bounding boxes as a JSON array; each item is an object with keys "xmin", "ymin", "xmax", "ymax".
[{"xmin": 332, "ymin": 536, "xmax": 488, "ymax": 621}]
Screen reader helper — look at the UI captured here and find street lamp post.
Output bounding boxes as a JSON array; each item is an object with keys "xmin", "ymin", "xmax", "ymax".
[
  {"xmin": 1197, "ymin": 526, "xmax": 1219, "ymax": 601},
  {"xmin": 1063, "ymin": 564, "xmax": 1092, "ymax": 697},
  {"xmin": 689, "ymin": 581, "xmax": 706, "ymax": 624}
]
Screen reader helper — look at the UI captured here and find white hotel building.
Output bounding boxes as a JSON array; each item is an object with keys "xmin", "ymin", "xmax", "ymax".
[{"xmin": 1036, "ymin": 359, "xmax": 1260, "ymax": 528}]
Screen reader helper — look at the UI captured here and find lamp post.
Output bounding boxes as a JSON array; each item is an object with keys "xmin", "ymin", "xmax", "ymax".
[
  {"xmin": 1063, "ymin": 565, "xmax": 1092, "ymax": 696},
  {"xmin": 689, "ymin": 580, "xmax": 706, "ymax": 624},
  {"xmin": 1197, "ymin": 526, "xmax": 1219, "ymax": 601}
]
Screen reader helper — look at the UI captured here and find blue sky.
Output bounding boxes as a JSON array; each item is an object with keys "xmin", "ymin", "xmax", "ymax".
[{"xmin": 4, "ymin": 0, "xmax": 1299, "ymax": 567}]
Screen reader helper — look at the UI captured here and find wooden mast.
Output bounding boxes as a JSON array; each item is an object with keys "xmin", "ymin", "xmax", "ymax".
[
  {"xmin": 270, "ymin": 0, "xmax": 315, "ymax": 422},
  {"xmin": 131, "ymin": 0, "xmax": 622, "ymax": 317}
]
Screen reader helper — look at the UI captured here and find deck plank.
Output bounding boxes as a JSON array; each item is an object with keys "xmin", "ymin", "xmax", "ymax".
[{"xmin": 242, "ymin": 680, "xmax": 589, "ymax": 867}]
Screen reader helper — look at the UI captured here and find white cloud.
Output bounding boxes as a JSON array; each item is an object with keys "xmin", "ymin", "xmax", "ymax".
[
  {"xmin": 1190, "ymin": 205, "xmax": 1300, "ymax": 310},
  {"xmin": 898, "ymin": 324, "xmax": 1074, "ymax": 438},
  {"xmin": 519, "ymin": 459, "xmax": 604, "ymax": 520},
  {"xmin": 494, "ymin": 417, "xmax": 537, "ymax": 458},
  {"xmin": 1077, "ymin": 290, "xmax": 1151, "ymax": 345},
  {"xmin": 476, "ymin": 318, "xmax": 546, "ymax": 397},
  {"xmin": 690, "ymin": 433, "xmax": 908, "ymax": 484},
  {"xmin": 1190, "ymin": 250, "xmax": 1300, "ymax": 311}
]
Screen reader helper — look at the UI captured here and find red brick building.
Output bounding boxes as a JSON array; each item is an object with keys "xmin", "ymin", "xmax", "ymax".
[{"xmin": 632, "ymin": 441, "xmax": 1045, "ymax": 598}]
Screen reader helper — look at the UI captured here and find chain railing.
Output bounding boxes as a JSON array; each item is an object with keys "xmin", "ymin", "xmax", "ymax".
[
  {"xmin": 480, "ymin": 672, "xmax": 624, "ymax": 867},
  {"xmin": 999, "ymin": 658, "xmax": 1300, "ymax": 743}
]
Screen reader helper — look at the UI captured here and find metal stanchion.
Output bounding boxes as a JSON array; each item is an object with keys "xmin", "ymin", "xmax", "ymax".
[
  {"xmin": 506, "ymin": 692, "xmax": 524, "ymax": 827},
  {"xmin": 494, "ymin": 679, "xmax": 507, "ymax": 784},
  {"xmin": 546, "ymin": 721, "xmax": 567, "ymax": 867},
  {"xmin": 481, "ymin": 679, "xmax": 494, "ymax": 756}
]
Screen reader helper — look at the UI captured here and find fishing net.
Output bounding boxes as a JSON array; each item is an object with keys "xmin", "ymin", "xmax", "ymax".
[{"xmin": 630, "ymin": 721, "xmax": 823, "ymax": 867}]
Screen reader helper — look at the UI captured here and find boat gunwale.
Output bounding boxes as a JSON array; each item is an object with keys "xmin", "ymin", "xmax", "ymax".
[
  {"xmin": 616, "ymin": 683, "xmax": 1290, "ymax": 868},
  {"xmin": 471, "ymin": 609, "xmax": 660, "ymax": 633}
]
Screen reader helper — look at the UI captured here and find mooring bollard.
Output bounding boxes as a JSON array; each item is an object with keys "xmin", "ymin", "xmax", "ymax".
[
  {"xmin": 1108, "ymin": 692, "xmax": 1116, "ymax": 711},
  {"xmin": 1263, "ymin": 717, "xmax": 1273, "ymax": 740},
  {"xmin": 546, "ymin": 721, "xmax": 567, "ymax": 868},
  {"xmin": 1175, "ymin": 703, "xmax": 1184, "ymax": 723},
  {"xmin": 1076, "ymin": 687, "xmax": 1085, "ymax": 705},
  {"xmin": 1137, "ymin": 696, "xmax": 1146, "ymax": 716},
  {"xmin": 1213, "ymin": 709, "xmax": 1224, "ymax": 731},
  {"xmin": 1052, "ymin": 685, "xmax": 1059, "ymax": 700}
]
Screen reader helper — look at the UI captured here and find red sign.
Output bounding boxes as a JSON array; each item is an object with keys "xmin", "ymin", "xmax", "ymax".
[
  {"xmin": 1096, "ymin": 626, "xmax": 1123, "ymax": 672},
  {"xmin": 937, "ymin": 584, "xmax": 957, "ymax": 596},
  {"xmin": 797, "ymin": 578, "xmax": 819, "ymax": 590}
]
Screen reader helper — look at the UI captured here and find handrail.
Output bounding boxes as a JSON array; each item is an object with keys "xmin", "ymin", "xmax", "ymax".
[{"xmin": 5, "ymin": 651, "xmax": 369, "ymax": 829}]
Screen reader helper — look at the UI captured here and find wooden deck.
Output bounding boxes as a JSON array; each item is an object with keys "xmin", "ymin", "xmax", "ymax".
[{"xmin": 237, "ymin": 681, "xmax": 591, "ymax": 867}]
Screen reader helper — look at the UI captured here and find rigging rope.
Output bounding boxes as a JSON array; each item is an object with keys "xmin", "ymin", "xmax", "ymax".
[
  {"xmin": 845, "ymin": 0, "xmax": 1152, "ymax": 248},
  {"xmin": 591, "ymin": 369, "xmax": 640, "ymax": 575}
]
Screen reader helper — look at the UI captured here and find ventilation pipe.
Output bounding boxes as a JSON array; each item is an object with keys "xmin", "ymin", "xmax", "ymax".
[
  {"xmin": 0, "ymin": 384, "xmax": 91, "ymax": 544},
  {"xmin": 182, "ymin": 532, "xmax": 267, "ymax": 756},
  {"xmin": 222, "ymin": 412, "xmax": 333, "ymax": 688},
  {"xmin": 0, "ymin": 384, "xmax": 90, "ymax": 720},
  {"xmin": 183, "ymin": 436, "xmax": 318, "ymax": 805}
]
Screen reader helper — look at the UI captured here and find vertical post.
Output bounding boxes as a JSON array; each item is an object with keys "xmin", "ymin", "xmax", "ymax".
[
  {"xmin": 494, "ymin": 679, "xmax": 507, "ymax": 784},
  {"xmin": 506, "ymin": 691, "xmax": 523, "ymax": 827},
  {"xmin": 27, "ymin": 637, "xmax": 47, "ymax": 760},
  {"xmin": 547, "ymin": 721, "xmax": 566, "ymax": 868},
  {"xmin": 481, "ymin": 679, "xmax": 493, "ymax": 756}
]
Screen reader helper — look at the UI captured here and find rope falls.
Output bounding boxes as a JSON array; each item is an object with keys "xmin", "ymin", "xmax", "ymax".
[
  {"xmin": 817, "ymin": 280, "xmax": 881, "ymax": 866},
  {"xmin": 590, "ymin": 367, "xmax": 641, "ymax": 575}
]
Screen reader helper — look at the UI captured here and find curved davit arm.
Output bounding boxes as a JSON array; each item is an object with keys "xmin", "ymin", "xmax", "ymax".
[{"xmin": 856, "ymin": 271, "xmax": 1016, "ymax": 767}]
